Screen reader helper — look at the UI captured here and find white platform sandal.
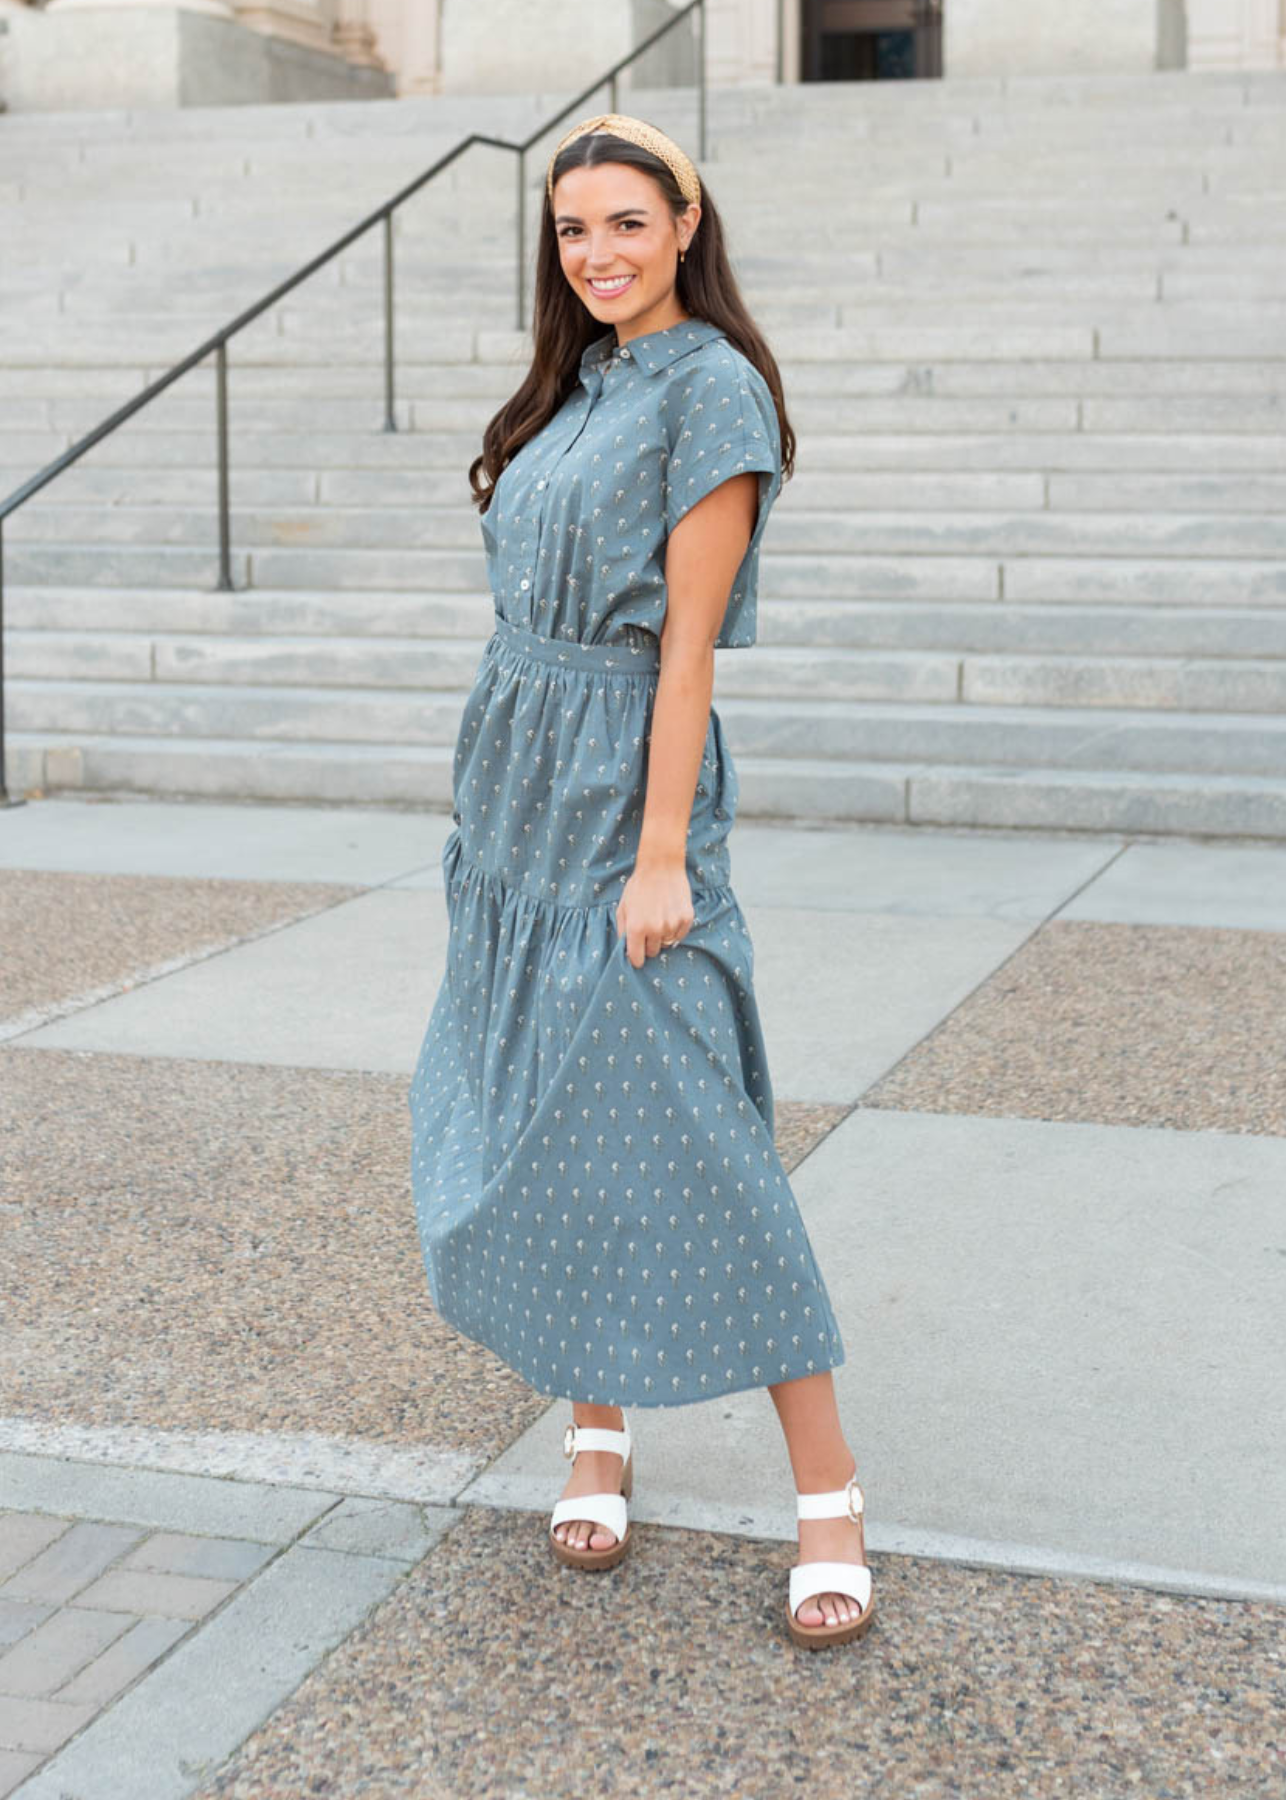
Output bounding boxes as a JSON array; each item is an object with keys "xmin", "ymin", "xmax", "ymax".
[
  {"xmin": 787, "ymin": 1469, "xmax": 875, "ymax": 1650},
  {"xmin": 548, "ymin": 1418, "xmax": 634, "ymax": 1571}
]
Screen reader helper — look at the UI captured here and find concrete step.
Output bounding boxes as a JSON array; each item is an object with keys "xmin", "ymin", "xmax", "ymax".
[
  {"xmin": 19, "ymin": 295, "xmax": 1286, "ymax": 340},
  {"xmin": 9, "ymin": 588, "xmax": 1286, "ymax": 659},
  {"xmin": 7, "ymin": 630, "xmax": 1285, "ymax": 714},
  {"xmin": 8, "ymin": 429, "xmax": 1286, "ymax": 477},
  {"xmin": 7, "ymin": 353, "xmax": 1286, "ymax": 405},
  {"xmin": 9, "ymin": 387, "xmax": 1286, "ymax": 446},
  {"xmin": 8, "ymin": 677, "xmax": 1286, "ymax": 777},
  {"xmin": 8, "ymin": 464, "xmax": 1286, "ymax": 519},
  {"xmin": 0, "ymin": 74, "xmax": 1265, "ymax": 139},
  {"xmin": 8, "ymin": 312, "xmax": 1286, "ymax": 374},
  {"xmin": 3, "ymin": 583, "xmax": 492, "ymax": 638},
  {"xmin": 9, "ymin": 501, "xmax": 1286, "ymax": 560},
  {"xmin": 33, "ymin": 270, "xmax": 1240, "ymax": 316},
  {"xmin": 6, "ymin": 541, "xmax": 1286, "ymax": 605},
  {"xmin": 13, "ymin": 128, "xmax": 1253, "ymax": 187},
  {"xmin": 8, "ymin": 732, "xmax": 1286, "ymax": 841}
]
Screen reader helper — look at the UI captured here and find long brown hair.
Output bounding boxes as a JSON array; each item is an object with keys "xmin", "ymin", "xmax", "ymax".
[{"xmin": 468, "ymin": 127, "xmax": 796, "ymax": 515}]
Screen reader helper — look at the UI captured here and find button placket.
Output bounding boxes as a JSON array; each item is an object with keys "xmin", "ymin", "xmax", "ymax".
[
  {"xmin": 523, "ymin": 367, "xmax": 609, "ymax": 621},
  {"xmin": 522, "ymin": 406, "xmax": 580, "ymax": 603}
]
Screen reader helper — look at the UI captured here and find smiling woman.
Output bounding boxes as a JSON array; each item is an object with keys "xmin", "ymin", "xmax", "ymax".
[{"xmin": 405, "ymin": 112, "xmax": 874, "ymax": 1652}]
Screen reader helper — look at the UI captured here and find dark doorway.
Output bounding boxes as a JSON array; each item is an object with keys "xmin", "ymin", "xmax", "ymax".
[{"xmin": 801, "ymin": 0, "xmax": 943, "ymax": 81}]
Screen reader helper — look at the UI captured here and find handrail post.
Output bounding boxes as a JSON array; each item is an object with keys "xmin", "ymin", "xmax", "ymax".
[
  {"xmin": 698, "ymin": 0, "xmax": 707, "ymax": 160},
  {"xmin": 0, "ymin": 517, "xmax": 17, "ymax": 808},
  {"xmin": 215, "ymin": 341, "xmax": 233, "ymax": 592},
  {"xmin": 383, "ymin": 211, "xmax": 397, "ymax": 432},
  {"xmin": 517, "ymin": 148, "xmax": 527, "ymax": 333}
]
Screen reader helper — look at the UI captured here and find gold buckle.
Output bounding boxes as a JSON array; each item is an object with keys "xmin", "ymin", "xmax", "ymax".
[
  {"xmin": 563, "ymin": 1422, "xmax": 577, "ymax": 1460},
  {"xmin": 846, "ymin": 1475, "xmax": 864, "ymax": 1521}
]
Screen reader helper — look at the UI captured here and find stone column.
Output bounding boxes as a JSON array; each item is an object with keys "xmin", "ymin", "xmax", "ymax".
[
  {"xmin": 779, "ymin": 0, "xmax": 802, "ymax": 81},
  {"xmin": 1187, "ymin": 0, "xmax": 1285, "ymax": 67},
  {"xmin": 331, "ymin": 0, "xmax": 382, "ymax": 69},
  {"xmin": 230, "ymin": 0, "xmax": 335, "ymax": 55},
  {"xmin": 366, "ymin": 0, "xmax": 439, "ymax": 93},
  {"xmin": 705, "ymin": 0, "xmax": 778, "ymax": 85}
]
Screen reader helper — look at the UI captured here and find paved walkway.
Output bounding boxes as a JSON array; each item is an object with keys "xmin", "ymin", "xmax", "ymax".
[{"xmin": 2, "ymin": 796, "xmax": 1283, "ymax": 1798}]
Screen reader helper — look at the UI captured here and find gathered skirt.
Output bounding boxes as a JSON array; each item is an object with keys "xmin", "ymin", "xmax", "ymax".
[{"xmin": 407, "ymin": 612, "xmax": 846, "ymax": 1406}]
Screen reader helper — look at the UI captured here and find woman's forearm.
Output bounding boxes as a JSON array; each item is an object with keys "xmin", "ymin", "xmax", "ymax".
[{"xmin": 635, "ymin": 640, "xmax": 715, "ymax": 870}]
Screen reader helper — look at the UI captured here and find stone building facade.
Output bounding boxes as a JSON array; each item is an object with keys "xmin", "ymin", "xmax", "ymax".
[{"xmin": 0, "ymin": 0, "xmax": 1282, "ymax": 110}]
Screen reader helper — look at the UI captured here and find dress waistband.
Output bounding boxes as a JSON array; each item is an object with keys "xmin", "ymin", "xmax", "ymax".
[{"xmin": 489, "ymin": 612, "xmax": 660, "ymax": 675}]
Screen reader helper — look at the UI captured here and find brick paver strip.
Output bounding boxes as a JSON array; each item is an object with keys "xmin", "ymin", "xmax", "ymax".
[
  {"xmin": 0, "ymin": 1606, "xmax": 133, "ymax": 1697},
  {"xmin": 74, "ymin": 1570, "xmax": 240, "ymax": 1622},
  {"xmin": 9, "ymin": 1541, "xmax": 408, "ymax": 1800},
  {"xmin": 0, "ymin": 1692, "xmax": 98, "ymax": 1756},
  {"xmin": 0, "ymin": 1602, "xmax": 54, "ymax": 1652},
  {"xmin": 117, "ymin": 1533, "xmax": 276, "ymax": 1584},
  {"xmin": 0, "ymin": 1523, "xmax": 144, "ymax": 1607},
  {"xmin": 0, "ymin": 1518, "xmax": 68, "ymax": 1584},
  {"xmin": 54, "ymin": 1617, "xmax": 191, "ymax": 1708}
]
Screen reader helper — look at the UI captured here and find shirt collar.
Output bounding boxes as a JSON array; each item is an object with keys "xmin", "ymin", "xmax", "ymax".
[{"xmin": 578, "ymin": 317, "xmax": 725, "ymax": 380}]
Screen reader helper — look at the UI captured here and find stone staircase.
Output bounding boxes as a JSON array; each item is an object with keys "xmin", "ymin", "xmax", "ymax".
[{"xmin": 2, "ymin": 71, "xmax": 1285, "ymax": 836}]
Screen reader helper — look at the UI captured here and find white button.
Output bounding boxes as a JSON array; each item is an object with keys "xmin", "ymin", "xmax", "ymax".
[
  {"xmin": 536, "ymin": 480, "xmax": 545, "ymax": 489},
  {"xmin": 520, "ymin": 578, "xmax": 530, "ymax": 589},
  {"xmin": 619, "ymin": 347, "xmax": 631, "ymax": 358}
]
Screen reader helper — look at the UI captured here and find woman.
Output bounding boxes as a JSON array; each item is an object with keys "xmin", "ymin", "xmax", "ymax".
[{"xmin": 408, "ymin": 112, "xmax": 872, "ymax": 1650}]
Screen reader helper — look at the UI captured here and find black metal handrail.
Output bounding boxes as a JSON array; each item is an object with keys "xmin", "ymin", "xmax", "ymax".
[{"xmin": 0, "ymin": 0, "xmax": 707, "ymax": 806}]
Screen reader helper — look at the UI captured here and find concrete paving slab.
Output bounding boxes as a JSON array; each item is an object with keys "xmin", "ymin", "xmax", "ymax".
[
  {"xmin": 745, "ymin": 904, "xmax": 1034, "ymax": 1103},
  {"xmin": 0, "ymin": 800, "xmax": 1132, "ymax": 923},
  {"xmin": 15, "ymin": 889, "xmax": 444, "ymax": 1072},
  {"xmin": 1061, "ymin": 838, "xmax": 1286, "ymax": 930},
  {"xmin": 461, "ymin": 1436, "xmax": 1286, "ymax": 1606},
  {"xmin": 471, "ymin": 1106, "xmax": 1286, "ymax": 1595},
  {"xmin": 0, "ymin": 1452, "xmax": 341, "ymax": 1544},
  {"xmin": 0, "ymin": 1425, "xmax": 481, "ymax": 1514},
  {"xmin": 296, "ymin": 1497, "xmax": 456, "ymax": 1565},
  {"xmin": 724, "ymin": 819, "xmax": 1123, "ymax": 918},
  {"xmin": 0, "ymin": 797, "xmax": 449, "ymax": 889},
  {"xmin": 11, "ymin": 877, "xmax": 1033, "ymax": 1099}
]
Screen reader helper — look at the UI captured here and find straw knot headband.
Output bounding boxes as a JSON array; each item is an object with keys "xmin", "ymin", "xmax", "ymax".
[{"xmin": 545, "ymin": 113, "xmax": 702, "ymax": 208}]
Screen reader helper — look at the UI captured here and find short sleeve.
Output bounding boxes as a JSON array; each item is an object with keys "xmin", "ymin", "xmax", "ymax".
[{"xmin": 660, "ymin": 351, "xmax": 783, "ymax": 648}]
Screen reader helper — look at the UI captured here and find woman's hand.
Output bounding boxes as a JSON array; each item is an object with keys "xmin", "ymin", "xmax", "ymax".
[{"xmin": 616, "ymin": 856, "xmax": 695, "ymax": 969}]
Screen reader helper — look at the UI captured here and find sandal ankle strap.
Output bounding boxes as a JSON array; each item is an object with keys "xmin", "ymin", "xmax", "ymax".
[
  {"xmin": 564, "ymin": 1420, "xmax": 631, "ymax": 1461},
  {"xmin": 796, "ymin": 1473, "xmax": 864, "ymax": 1522}
]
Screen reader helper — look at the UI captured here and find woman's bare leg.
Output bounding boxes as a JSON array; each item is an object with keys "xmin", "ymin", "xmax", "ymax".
[{"xmin": 768, "ymin": 1370, "xmax": 867, "ymax": 1627}]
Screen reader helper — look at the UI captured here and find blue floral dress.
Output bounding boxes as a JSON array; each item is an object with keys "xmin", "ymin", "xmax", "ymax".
[{"xmin": 407, "ymin": 316, "xmax": 846, "ymax": 1407}]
